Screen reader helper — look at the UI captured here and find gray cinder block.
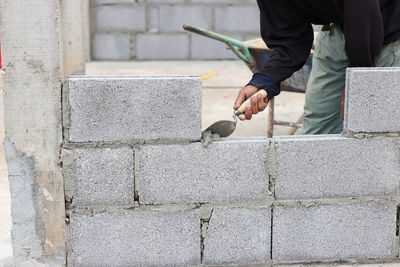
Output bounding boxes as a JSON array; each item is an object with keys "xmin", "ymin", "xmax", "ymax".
[
  {"xmin": 190, "ymin": 34, "xmax": 240, "ymax": 59},
  {"xmin": 215, "ymin": 6, "xmax": 259, "ymax": 33},
  {"xmin": 69, "ymin": 209, "xmax": 200, "ymax": 266},
  {"xmin": 345, "ymin": 68, "xmax": 400, "ymax": 133},
  {"xmin": 158, "ymin": 6, "xmax": 212, "ymax": 32},
  {"xmin": 92, "ymin": 33, "xmax": 131, "ymax": 61},
  {"xmin": 138, "ymin": 138, "xmax": 270, "ymax": 204},
  {"xmin": 203, "ymin": 206, "xmax": 272, "ymax": 265},
  {"xmin": 94, "ymin": 5, "xmax": 146, "ymax": 32},
  {"xmin": 272, "ymin": 201, "xmax": 398, "ymax": 262},
  {"xmin": 63, "ymin": 76, "xmax": 202, "ymax": 142},
  {"xmin": 63, "ymin": 147, "xmax": 134, "ymax": 207},
  {"xmin": 274, "ymin": 135, "xmax": 400, "ymax": 200},
  {"xmin": 136, "ymin": 34, "xmax": 189, "ymax": 59}
]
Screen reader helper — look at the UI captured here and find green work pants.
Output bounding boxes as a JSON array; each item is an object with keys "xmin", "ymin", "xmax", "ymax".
[{"xmin": 299, "ymin": 24, "xmax": 400, "ymax": 135}]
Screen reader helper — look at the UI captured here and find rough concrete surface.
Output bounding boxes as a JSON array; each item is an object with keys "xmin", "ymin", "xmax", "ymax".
[
  {"xmin": 1, "ymin": 0, "xmax": 66, "ymax": 264},
  {"xmin": 0, "ymin": 73, "xmax": 12, "ymax": 263},
  {"xmin": 273, "ymin": 201, "xmax": 398, "ymax": 262},
  {"xmin": 345, "ymin": 68, "xmax": 400, "ymax": 133},
  {"xmin": 63, "ymin": 147, "xmax": 134, "ymax": 207},
  {"xmin": 138, "ymin": 138, "xmax": 270, "ymax": 204},
  {"xmin": 3, "ymin": 139, "xmax": 44, "ymax": 260},
  {"xmin": 69, "ymin": 209, "xmax": 200, "ymax": 266},
  {"xmin": 64, "ymin": 76, "xmax": 202, "ymax": 142},
  {"xmin": 203, "ymin": 206, "xmax": 271, "ymax": 265},
  {"xmin": 274, "ymin": 136, "xmax": 400, "ymax": 199}
]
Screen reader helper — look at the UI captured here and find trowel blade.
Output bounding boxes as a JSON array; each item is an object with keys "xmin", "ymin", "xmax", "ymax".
[{"xmin": 205, "ymin": 120, "xmax": 237, "ymax": 137}]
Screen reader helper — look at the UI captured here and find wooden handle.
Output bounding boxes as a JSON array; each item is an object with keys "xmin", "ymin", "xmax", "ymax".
[{"xmin": 237, "ymin": 90, "xmax": 268, "ymax": 114}]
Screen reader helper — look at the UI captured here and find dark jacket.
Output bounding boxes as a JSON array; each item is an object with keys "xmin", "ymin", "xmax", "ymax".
[{"xmin": 249, "ymin": 0, "xmax": 400, "ymax": 98}]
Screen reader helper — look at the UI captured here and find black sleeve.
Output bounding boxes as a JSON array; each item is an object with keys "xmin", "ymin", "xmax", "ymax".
[
  {"xmin": 344, "ymin": 0, "xmax": 384, "ymax": 67},
  {"xmin": 256, "ymin": 0, "xmax": 314, "ymax": 84}
]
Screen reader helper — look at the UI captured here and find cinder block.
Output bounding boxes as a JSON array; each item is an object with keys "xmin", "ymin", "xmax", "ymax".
[
  {"xmin": 274, "ymin": 136, "xmax": 400, "ymax": 200},
  {"xmin": 272, "ymin": 201, "xmax": 398, "ymax": 262},
  {"xmin": 345, "ymin": 68, "xmax": 400, "ymax": 133},
  {"xmin": 146, "ymin": 6, "xmax": 158, "ymax": 32},
  {"xmin": 191, "ymin": 34, "xmax": 240, "ymax": 59},
  {"xmin": 136, "ymin": 34, "xmax": 189, "ymax": 59},
  {"xmin": 158, "ymin": 6, "xmax": 212, "ymax": 32},
  {"xmin": 215, "ymin": 6, "xmax": 259, "ymax": 33},
  {"xmin": 138, "ymin": 138, "xmax": 270, "ymax": 204},
  {"xmin": 203, "ymin": 206, "xmax": 271, "ymax": 265},
  {"xmin": 92, "ymin": 33, "xmax": 131, "ymax": 61},
  {"xmin": 64, "ymin": 76, "xmax": 202, "ymax": 142},
  {"xmin": 69, "ymin": 209, "xmax": 200, "ymax": 266},
  {"xmin": 94, "ymin": 5, "xmax": 145, "ymax": 32},
  {"xmin": 63, "ymin": 147, "xmax": 134, "ymax": 207}
]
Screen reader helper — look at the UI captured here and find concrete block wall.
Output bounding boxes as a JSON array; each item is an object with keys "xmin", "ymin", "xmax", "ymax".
[
  {"xmin": 63, "ymin": 68, "xmax": 400, "ymax": 266},
  {"xmin": 90, "ymin": 0, "xmax": 260, "ymax": 60}
]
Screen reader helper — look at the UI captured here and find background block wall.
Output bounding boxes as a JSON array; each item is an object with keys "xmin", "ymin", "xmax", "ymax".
[{"xmin": 90, "ymin": 0, "xmax": 260, "ymax": 60}]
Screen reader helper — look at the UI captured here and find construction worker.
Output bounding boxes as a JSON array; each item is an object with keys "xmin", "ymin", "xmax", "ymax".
[{"xmin": 234, "ymin": 0, "xmax": 400, "ymax": 135}]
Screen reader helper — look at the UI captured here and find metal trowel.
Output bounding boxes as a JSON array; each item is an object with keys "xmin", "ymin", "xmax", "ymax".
[{"xmin": 204, "ymin": 90, "xmax": 268, "ymax": 137}]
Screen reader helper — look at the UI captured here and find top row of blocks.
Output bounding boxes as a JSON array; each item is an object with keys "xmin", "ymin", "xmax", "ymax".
[{"xmin": 63, "ymin": 68, "xmax": 400, "ymax": 143}]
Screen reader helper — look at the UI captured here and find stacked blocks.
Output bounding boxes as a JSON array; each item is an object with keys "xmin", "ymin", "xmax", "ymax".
[
  {"xmin": 64, "ymin": 68, "xmax": 400, "ymax": 266},
  {"xmin": 91, "ymin": 0, "xmax": 260, "ymax": 60}
]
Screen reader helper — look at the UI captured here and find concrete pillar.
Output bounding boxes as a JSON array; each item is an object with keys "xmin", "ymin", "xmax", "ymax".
[
  {"xmin": 0, "ymin": 0, "xmax": 66, "ymax": 265},
  {"xmin": 61, "ymin": 0, "xmax": 90, "ymax": 76}
]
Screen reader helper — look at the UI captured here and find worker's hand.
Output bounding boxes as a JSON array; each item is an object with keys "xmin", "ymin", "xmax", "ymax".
[{"xmin": 234, "ymin": 85, "xmax": 269, "ymax": 121}]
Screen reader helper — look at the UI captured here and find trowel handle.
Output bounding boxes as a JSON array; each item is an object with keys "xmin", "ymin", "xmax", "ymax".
[{"xmin": 236, "ymin": 90, "xmax": 268, "ymax": 114}]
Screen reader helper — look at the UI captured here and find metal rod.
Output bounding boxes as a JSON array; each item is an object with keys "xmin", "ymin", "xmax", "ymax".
[
  {"xmin": 183, "ymin": 24, "xmax": 257, "ymax": 72},
  {"xmin": 288, "ymin": 115, "xmax": 304, "ymax": 135},
  {"xmin": 273, "ymin": 120, "xmax": 302, "ymax": 128}
]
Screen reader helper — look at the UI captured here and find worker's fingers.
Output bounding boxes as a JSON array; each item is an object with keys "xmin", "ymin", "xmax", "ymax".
[
  {"xmin": 245, "ymin": 106, "xmax": 253, "ymax": 120},
  {"xmin": 251, "ymin": 96, "xmax": 259, "ymax": 114},
  {"xmin": 234, "ymin": 90, "xmax": 246, "ymax": 109},
  {"xmin": 258, "ymin": 95, "xmax": 268, "ymax": 111}
]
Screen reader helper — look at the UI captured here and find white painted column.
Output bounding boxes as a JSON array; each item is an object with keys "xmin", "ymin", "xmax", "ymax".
[
  {"xmin": 0, "ymin": 0, "xmax": 66, "ymax": 265},
  {"xmin": 62, "ymin": 0, "xmax": 90, "ymax": 77}
]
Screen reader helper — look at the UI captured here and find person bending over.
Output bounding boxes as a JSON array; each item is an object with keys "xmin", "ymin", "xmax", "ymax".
[{"xmin": 234, "ymin": 0, "xmax": 400, "ymax": 134}]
